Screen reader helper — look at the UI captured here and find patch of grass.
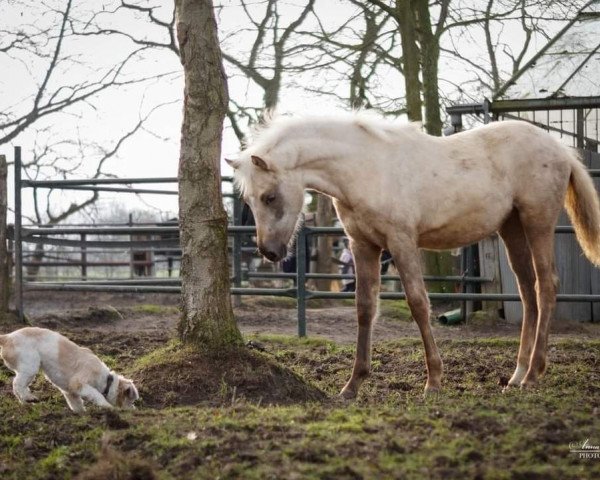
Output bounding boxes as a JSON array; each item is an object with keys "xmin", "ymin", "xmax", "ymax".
[
  {"xmin": 379, "ymin": 299, "xmax": 412, "ymax": 321},
  {"xmin": 0, "ymin": 367, "xmax": 12, "ymax": 383},
  {"xmin": 132, "ymin": 339, "xmax": 183, "ymax": 371},
  {"xmin": 242, "ymin": 296, "xmax": 297, "ymax": 309},
  {"xmin": 131, "ymin": 304, "xmax": 179, "ymax": 315},
  {"xmin": 307, "ymin": 298, "xmax": 355, "ymax": 308},
  {"xmin": 467, "ymin": 309, "xmax": 503, "ymax": 326},
  {"xmin": 246, "ymin": 332, "xmax": 338, "ymax": 349},
  {"xmin": 37, "ymin": 446, "xmax": 69, "ymax": 476},
  {"xmin": 241, "ymin": 296, "xmax": 355, "ymax": 310}
]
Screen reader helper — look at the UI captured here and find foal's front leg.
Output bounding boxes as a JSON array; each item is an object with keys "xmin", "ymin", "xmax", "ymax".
[
  {"xmin": 340, "ymin": 241, "xmax": 381, "ymax": 399},
  {"xmin": 389, "ymin": 240, "xmax": 443, "ymax": 393}
]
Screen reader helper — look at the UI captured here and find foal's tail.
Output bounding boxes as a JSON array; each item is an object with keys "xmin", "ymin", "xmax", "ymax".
[{"xmin": 565, "ymin": 150, "xmax": 600, "ymax": 266}]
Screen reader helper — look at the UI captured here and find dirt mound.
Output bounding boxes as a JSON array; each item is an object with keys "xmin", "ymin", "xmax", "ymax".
[{"xmin": 132, "ymin": 343, "xmax": 327, "ymax": 408}]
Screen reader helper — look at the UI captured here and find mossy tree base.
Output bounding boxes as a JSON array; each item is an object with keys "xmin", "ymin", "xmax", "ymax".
[{"xmin": 131, "ymin": 342, "xmax": 326, "ymax": 408}]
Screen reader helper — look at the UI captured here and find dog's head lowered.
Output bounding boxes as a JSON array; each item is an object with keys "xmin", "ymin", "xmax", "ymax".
[{"xmin": 108, "ymin": 374, "xmax": 139, "ymax": 409}]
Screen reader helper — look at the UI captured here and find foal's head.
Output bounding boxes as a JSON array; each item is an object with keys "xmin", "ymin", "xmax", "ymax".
[{"xmin": 227, "ymin": 153, "xmax": 304, "ymax": 262}]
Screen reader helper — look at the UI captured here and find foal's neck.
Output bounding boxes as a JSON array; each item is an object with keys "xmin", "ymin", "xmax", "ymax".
[{"xmin": 295, "ymin": 140, "xmax": 364, "ymax": 205}]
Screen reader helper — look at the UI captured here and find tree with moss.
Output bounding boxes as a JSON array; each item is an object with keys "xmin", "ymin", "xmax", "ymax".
[{"xmin": 175, "ymin": 0, "xmax": 243, "ymax": 350}]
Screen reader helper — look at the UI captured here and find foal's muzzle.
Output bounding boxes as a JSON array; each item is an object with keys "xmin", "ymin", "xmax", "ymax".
[{"xmin": 259, "ymin": 243, "xmax": 287, "ymax": 262}]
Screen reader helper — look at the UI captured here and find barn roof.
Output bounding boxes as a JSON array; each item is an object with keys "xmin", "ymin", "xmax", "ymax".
[{"xmin": 494, "ymin": 1, "xmax": 600, "ymax": 100}]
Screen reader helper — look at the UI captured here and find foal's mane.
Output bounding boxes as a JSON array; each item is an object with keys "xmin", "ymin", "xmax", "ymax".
[
  {"xmin": 233, "ymin": 113, "xmax": 422, "ymax": 195},
  {"xmin": 248, "ymin": 113, "xmax": 421, "ymax": 153}
]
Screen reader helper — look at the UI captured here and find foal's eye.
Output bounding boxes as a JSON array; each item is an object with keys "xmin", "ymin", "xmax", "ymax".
[{"xmin": 264, "ymin": 194, "xmax": 276, "ymax": 205}]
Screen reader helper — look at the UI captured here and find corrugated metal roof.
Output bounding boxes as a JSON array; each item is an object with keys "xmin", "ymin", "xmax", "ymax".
[{"xmin": 495, "ymin": 1, "xmax": 600, "ymax": 100}]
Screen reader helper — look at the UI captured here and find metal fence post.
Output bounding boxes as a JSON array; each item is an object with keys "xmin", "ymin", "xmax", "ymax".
[
  {"xmin": 576, "ymin": 108, "xmax": 585, "ymax": 149},
  {"xmin": 128, "ymin": 213, "xmax": 134, "ymax": 279},
  {"xmin": 14, "ymin": 147, "xmax": 24, "ymax": 322},
  {"xmin": 297, "ymin": 218, "xmax": 307, "ymax": 337},
  {"xmin": 81, "ymin": 233, "xmax": 87, "ymax": 281}
]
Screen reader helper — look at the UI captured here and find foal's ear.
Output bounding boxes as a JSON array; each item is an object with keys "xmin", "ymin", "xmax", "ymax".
[
  {"xmin": 225, "ymin": 158, "xmax": 242, "ymax": 170},
  {"xmin": 251, "ymin": 155, "xmax": 270, "ymax": 171}
]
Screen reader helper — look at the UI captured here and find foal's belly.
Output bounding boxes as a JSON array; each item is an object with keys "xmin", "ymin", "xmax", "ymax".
[
  {"xmin": 417, "ymin": 209, "xmax": 507, "ymax": 250},
  {"xmin": 418, "ymin": 226, "xmax": 497, "ymax": 250},
  {"xmin": 335, "ymin": 197, "xmax": 511, "ymax": 251}
]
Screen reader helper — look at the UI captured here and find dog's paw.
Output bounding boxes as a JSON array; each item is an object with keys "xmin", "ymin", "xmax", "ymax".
[{"xmin": 14, "ymin": 390, "xmax": 39, "ymax": 403}]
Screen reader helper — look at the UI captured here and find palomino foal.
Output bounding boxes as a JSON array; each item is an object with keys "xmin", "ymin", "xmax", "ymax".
[{"xmin": 228, "ymin": 114, "xmax": 600, "ymax": 398}]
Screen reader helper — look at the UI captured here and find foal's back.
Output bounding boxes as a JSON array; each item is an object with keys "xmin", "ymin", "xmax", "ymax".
[{"xmin": 348, "ymin": 120, "xmax": 577, "ymax": 250}]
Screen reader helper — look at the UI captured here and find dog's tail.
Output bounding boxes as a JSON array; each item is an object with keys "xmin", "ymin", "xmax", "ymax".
[{"xmin": 565, "ymin": 149, "xmax": 600, "ymax": 266}]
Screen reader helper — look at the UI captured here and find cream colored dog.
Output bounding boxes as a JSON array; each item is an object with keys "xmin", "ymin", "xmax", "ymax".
[{"xmin": 0, "ymin": 327, "xmax": 138, "ymax": 413}]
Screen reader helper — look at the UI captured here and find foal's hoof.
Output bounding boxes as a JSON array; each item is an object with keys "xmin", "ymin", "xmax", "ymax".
[
  {"xmin": 502, "ymin": 384, "xmax": 516, "ymax": 394},
  {"xmin": 339, "ymin": 387, "xmax": 358, "ymax": 401},
  {"xmin": 501, "ymin": 378, "xmax": 521, "ymax": 393},
  {"xmin": 423, "ymin": 385, "xmax": 441, "ymax": 397},
  {"xmin": 519, "ymin": 378, "xmax": 538, "ymax": 390}
]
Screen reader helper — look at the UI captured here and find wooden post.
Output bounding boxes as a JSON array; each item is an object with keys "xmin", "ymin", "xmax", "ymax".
[
  {"xmin": 14, "ymin": 147, "xmax": 24, "ymax": 322},
  {"xmin": 0, "ymin": 155, "xmax": 8, "ymax": 314},
  {"xmin": 479, "ymin": 234, "xmax": 503, "ymax": 315},
  {"xmin": 315, "ymin": 194, "xmax": 335, "ymax": 292}
]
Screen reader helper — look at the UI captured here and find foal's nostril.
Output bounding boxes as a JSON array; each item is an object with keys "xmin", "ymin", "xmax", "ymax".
[
  {"xmin": 259, "ymin": 242, "xmax": 286, "ymax": 262},
  {"xmin": 263, "ymin": 250, "xmax": 279, "ymax": 262}
]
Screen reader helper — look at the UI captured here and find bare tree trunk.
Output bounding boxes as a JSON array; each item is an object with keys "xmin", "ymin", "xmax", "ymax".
[
  {"xmin": 315, "ymin": 194, "xmax": 335, "ymax": 291},
  {"xmin": 396, "ymin": 0, "xmax": 422, "ymax": 122},
  {"xmin": 412, "ymin": 0, "xmax": 442, "ymax": 136},
  {"xmin": 0, "ymin": 155, "xmax": 8, "ymax": 313},
  {"xmin": 176, "ymin": 0, "xmax": 243, "ymax": 350}
]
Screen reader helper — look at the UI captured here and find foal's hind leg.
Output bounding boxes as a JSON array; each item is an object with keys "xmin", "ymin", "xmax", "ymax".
[
  {"xmin": 498, "ymin": 211, "xmax": 538, "ymax": 387},
  {"xmin": 389, "ymin": 239, "xmax": 443, "ymax": 393},
  {"xmin": 340, "ymin": 241, "xmax": 381, "ymax": 399},
  {"xmin": 521, "ymin": 227, "xmax": 557, "ymax": 386}
]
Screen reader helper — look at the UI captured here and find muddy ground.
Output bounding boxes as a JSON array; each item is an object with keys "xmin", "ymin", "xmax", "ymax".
[
  {"xmin": 19, "ymin": 290, "xmax": 600, "ymax": 343},
  {"xmin": 0, "ymin": 291, "xmax": 599, "ymax": 479}
]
